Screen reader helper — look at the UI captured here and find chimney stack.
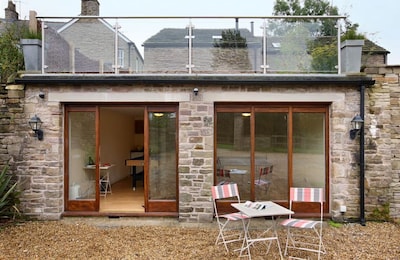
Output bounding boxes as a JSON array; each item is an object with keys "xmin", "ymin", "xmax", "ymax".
[
  {"xmin": 81, "ymin": 0, "xmax": 100, "ymax": 16},
  {"xmin": 340, "ymin": 40, "xmax": 365, "ymax": 74},
  {"xmin": 5, "ymin": 1, "xmax": 18, "ymax": 21}
]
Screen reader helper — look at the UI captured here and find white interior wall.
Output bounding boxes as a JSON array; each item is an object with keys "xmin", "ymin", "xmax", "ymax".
[{"xmin": 100, "ymin": 108, "xmax": 136, "ymax": 184}]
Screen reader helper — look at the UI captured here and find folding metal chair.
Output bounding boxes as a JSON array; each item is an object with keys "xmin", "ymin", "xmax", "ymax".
[
  {"xmin": 280, "ymin": 187, "xmax": 326, "ymax": 260},
  {"xmin": 99, "ymin": 171, "xmax": 112, "ymax": 197},
  {"xmin": 254, "ymin": 165, "xmax": 272, "ymax": 192},
  {"xmin": 211, "ymin": 183, "xmax": 249, "ymax": 252}
]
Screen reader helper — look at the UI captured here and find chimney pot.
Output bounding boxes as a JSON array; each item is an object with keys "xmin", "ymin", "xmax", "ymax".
[
  {"xmin": 81, "ymin": 0, "xmax": 100, "ymax": 16},
  {"xmin": 5, "ymin": 1, "xmax": 18, "ymax": 21}
]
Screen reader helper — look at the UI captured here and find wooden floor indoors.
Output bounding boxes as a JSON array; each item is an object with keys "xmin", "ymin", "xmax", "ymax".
[{"xmin": 100, "ymin": 176, "xmax": 144, "ymax": 213}]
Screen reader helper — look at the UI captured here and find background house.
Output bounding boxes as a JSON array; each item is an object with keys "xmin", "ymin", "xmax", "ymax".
[
  {"xmin": 143, "ymin": 26, "xmax": 388, "ymax": 74},
  {"xmin": 44, "ymin": 0, "xmax": 143, "ymax": 73}
]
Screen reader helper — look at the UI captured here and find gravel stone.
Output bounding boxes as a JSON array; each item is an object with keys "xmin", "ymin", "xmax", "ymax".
[{"xmin": 0, "ymin": 219, "xmax": 399, "ymax": 259}]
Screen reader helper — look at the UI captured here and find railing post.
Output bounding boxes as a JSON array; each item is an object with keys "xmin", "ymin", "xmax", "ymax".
[
  {"xmin": 260, "ymin": 19, "xmax": 268, "ymax": 74},
  {"xmin": 41, "ymin": 19, "xmax": 45, "ymax": 74},
  {"xmin": 337, "ymin": 19, "xmax": 341, "ymax": 74},
  {"xmin": 185, "ymin": 20, "xmax": 195, "ymax": 74},
  {"xmin": 114, "ymin": 19, "xmax": 120, "ymax": 74}
]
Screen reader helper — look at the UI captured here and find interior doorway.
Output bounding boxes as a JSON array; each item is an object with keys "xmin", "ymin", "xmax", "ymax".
[{"xmin": 98, "ymin": 106, "xmax": 145, "ymax": 213}]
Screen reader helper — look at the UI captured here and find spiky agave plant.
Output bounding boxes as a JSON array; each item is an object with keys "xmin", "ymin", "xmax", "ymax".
[{"xmin": 0, "ymin": 165, "xmax": 20, "ymax": 219}]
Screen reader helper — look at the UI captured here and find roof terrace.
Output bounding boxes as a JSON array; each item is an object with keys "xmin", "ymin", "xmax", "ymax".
[{"xmin": 28, "ymin": 15, "xmax": 358, "ymax": 75}]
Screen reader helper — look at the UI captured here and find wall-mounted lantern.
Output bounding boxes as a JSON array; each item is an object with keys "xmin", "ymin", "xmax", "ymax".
[
  {"xmin": 350, "ymin": 114, "xmax": 363, "ymax": 140},
  {"xmin": 28, "ymin": 115, "xmax": 44, "ymax": 141}
]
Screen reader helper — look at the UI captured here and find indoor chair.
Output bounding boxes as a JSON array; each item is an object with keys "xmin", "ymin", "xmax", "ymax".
[
  {"xmin": 211, "ymin": 183, "xmax": 249, "ymax": 252},
  {"xmin": 254, "ymin": 165, "xmax": 272, "ymax": 193},
  {"xmin": 99, "ymin": 171, "xmax": 112, "ymax": 197},
  {"xmin": 280, "ymin": 187, "xmax": 326, "ymax": 260}
]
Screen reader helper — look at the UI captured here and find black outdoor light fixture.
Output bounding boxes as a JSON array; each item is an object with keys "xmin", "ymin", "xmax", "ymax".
[
  {"xmin": 193, "ymin": 87, "xmax": 199, "ymax": 96},
  {"xmin": 350, "ymin": 114, "xmax": 364, "ymax": 140},
  {"xmin": 28, "ymin": 115, "xmax": 44, "ymax": 141}
]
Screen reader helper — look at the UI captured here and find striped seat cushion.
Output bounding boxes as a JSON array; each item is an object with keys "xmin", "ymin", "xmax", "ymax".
[
  {"xmin": 281, "ymin": 218, "xmax": 320, "ymax": 228},
  {"xmin": 212, "ymin": 183, "xmax": 239, "ymax": 199},
  {"xmin": 291, "ymin": 187, "xmax": 324, "ymax": 203},
  {"xmin": 221, "ymin": 212, "xmax": 250, "ymax": 220}
]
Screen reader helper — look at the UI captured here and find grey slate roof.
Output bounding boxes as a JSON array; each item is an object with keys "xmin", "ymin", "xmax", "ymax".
[
  {"xmin": 144, "ymin": 28, "xmax": 261, "ymax": 48},
  {"xmin": 144, "ymin": 27, "xmax": 389, "ymax": 55}
]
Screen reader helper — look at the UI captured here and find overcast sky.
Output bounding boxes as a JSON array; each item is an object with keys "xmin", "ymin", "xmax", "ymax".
[{"xmin": 2, "ymin": 0, "xmax": 399, "ymax": 64}]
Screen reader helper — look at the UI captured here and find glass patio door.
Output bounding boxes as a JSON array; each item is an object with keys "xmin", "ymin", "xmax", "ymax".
[
  {"xmin": 65, "ymin": 106, "xmax": 99, "ymax": 211},
  {"xmin": 146, "ymin": 106, "xmax": 178, "ymax": 212},
  {"xmin": 216, "ymin": 110, "xmax": 251, "ymax": 200},
  {"xmin": 215, "ymin": 104, "xmax": 329, "ymax": 213},
  {"xmin": 254, "ymin": 109, "xmax": 289, "ymax": 201}
]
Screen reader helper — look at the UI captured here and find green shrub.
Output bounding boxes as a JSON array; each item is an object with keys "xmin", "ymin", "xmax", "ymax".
[
  {"xmin": 0, "ymin": 24, "xmax": 25, "ymax": 84},
  {"xmin": 328, "ymin": 220, "xmax": 343, "ymax": 228},
  {"xmin": 369, "ymin": 202, "xmax": 392, "ymax": 222},
  {"xmin": 0, "ymin": 165, "xmax": 21, "ymax": 219}
]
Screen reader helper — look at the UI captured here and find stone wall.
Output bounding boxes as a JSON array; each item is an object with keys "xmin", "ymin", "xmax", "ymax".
[
  {"xmin": 3, "ymin": 85, "xmax": 64, "ymax": 220},
  {"xmin": 178, "ymin": 94, "xmax": 214, "ymax": 222},
  {"xmin": 365, "ymin": 65, "xmax": 400, "ymax": 220},
  {"xmin": 1, "ymin": 69, "xmax": 400, "ymax": 221}
]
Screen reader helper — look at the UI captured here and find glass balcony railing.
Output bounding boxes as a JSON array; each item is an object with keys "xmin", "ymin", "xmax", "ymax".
[{"xmin": 38, "ymin": 16, "xmax": 345, "ymax": 75}]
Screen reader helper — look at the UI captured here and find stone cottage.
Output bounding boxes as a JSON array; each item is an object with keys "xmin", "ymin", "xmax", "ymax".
[{"xmin": 0, "ymin": 1, "xmax": 399, "ymax": 224}]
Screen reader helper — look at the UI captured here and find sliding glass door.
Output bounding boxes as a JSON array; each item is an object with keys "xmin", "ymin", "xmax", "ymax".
[
  {"xmin": 254, "ymin": 109, "xmax": 289, "ymax": 201},
  {"xmin": 215, "ymin": 104, "xmax": 329, "ymax": 213},
  {"xmin": 146, "ymin": 106, "xmax": 178, "ymax": 212},
  {"xmin": 65, "ymin": 104, "xmax": 178, "ymax": 213},
  {"xmin": 65, "ymin": 106, "xmax": 99, "ymax": 211}
]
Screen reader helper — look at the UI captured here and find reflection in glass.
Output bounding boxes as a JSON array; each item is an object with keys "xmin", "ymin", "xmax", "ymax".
[
  {"xmin": 292, "ymin": 113, "xmax": 325, "ymax": 188},
  {"xmin": 216, "ymin": 112, "xmax": 251, "ymax": 200},
  {"xmin": 149, "ymin": 112, "xmax": 177, "ymax": 200},
  {"xmin": 68, "ymin": 112, "xmax": 96, "ymax": 200},
  {"xmin": 255, "ymin": 113, "xmax": 288, "ymax": 201}
]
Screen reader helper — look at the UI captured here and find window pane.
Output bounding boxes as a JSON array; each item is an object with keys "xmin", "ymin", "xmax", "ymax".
[
  {"xmin": 292, "ymin": 113, "xmax": 325, "ymax": 188},
  {"xmin": 149, "ymin": 112, "xmax": 176, "ymax": 200},
  {"xmin": 216, "ymin": 112, "xmax": 251, "ymax": 200},
  {"xmin": 69, "ymin": 112, "xmax": 96, "ymax": 200},
  {"xmin": 255, "ymin": 112, "xmax": 288, "ymax": 201},
  {"xmin": 118, "ymin": 49, "xmax": 124, "ymax": 68}
]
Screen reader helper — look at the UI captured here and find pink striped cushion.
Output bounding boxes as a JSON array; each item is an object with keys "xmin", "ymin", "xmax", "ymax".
[
  {"xmin": 281, "ymin": 218, "xmax": 320, "ymax": 228},
  {"xmin": 291, "ymin": 187, "xmax": 324, "ymax": 203},
  {"xmin": 221, "ymin": 212, "xmax": 249, "ymax": 220},
  {"xmin": 212, "ymin": 183, "xmax": 239, "ymax": 199}
]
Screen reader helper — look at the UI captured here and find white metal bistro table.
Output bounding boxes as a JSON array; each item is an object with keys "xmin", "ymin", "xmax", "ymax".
[{"xmin": 231, "ymin": 201, "xmax": 294, "ymax": 259}]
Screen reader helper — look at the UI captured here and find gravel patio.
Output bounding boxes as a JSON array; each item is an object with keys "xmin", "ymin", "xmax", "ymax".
[{"xmin": 0, "ymin": 217, "xmax": 399, "ymax": 259}]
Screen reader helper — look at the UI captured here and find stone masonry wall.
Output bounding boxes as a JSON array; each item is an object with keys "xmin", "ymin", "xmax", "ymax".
[
  {"xmin": 365, "ymin": 65, "xmax": 400, "ymax": 220},
  {"xmin": 0, "ymin": 83, "xmax": 64, "ymax": 220},
  {"xmin": 2, "ymin": 72, "xmax": 400, "ymax": 221},
  {"xmin": 178, "ymin": 93, "xmax": 214, "ymax": 222}
]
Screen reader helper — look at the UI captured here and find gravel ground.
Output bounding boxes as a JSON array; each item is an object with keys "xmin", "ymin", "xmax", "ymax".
[{"xmin": 0, "ymin": 218, "xmax": 399, "ymax": 259}]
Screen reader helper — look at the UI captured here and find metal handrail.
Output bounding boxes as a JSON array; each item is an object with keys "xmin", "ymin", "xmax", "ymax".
[{"xmin": 38, "ymin": 15, "xmax": 346, "ymax": 75}]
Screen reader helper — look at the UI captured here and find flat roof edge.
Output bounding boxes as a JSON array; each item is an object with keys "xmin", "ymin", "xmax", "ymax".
[{"xmin": 15, "ymin": 73, "xmax": 375, "ymax": 86}]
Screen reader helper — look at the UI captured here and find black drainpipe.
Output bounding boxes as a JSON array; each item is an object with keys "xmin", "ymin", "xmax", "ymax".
[{"xmin": 360, "ymin": 84, "xmax": 366, "ymax": 226}]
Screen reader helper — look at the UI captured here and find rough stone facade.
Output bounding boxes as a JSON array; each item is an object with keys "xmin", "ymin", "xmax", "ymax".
[
  {"xmin": 178, "ymin": 98, "xmax": 214, "ymax": 222},
  {"xmin": 0, "ymin": 66, "xmax": 400, "ymax": 222},
  {"xmin": 364, "ymin": 65, "xmax": 400, "ymax": 219}
]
